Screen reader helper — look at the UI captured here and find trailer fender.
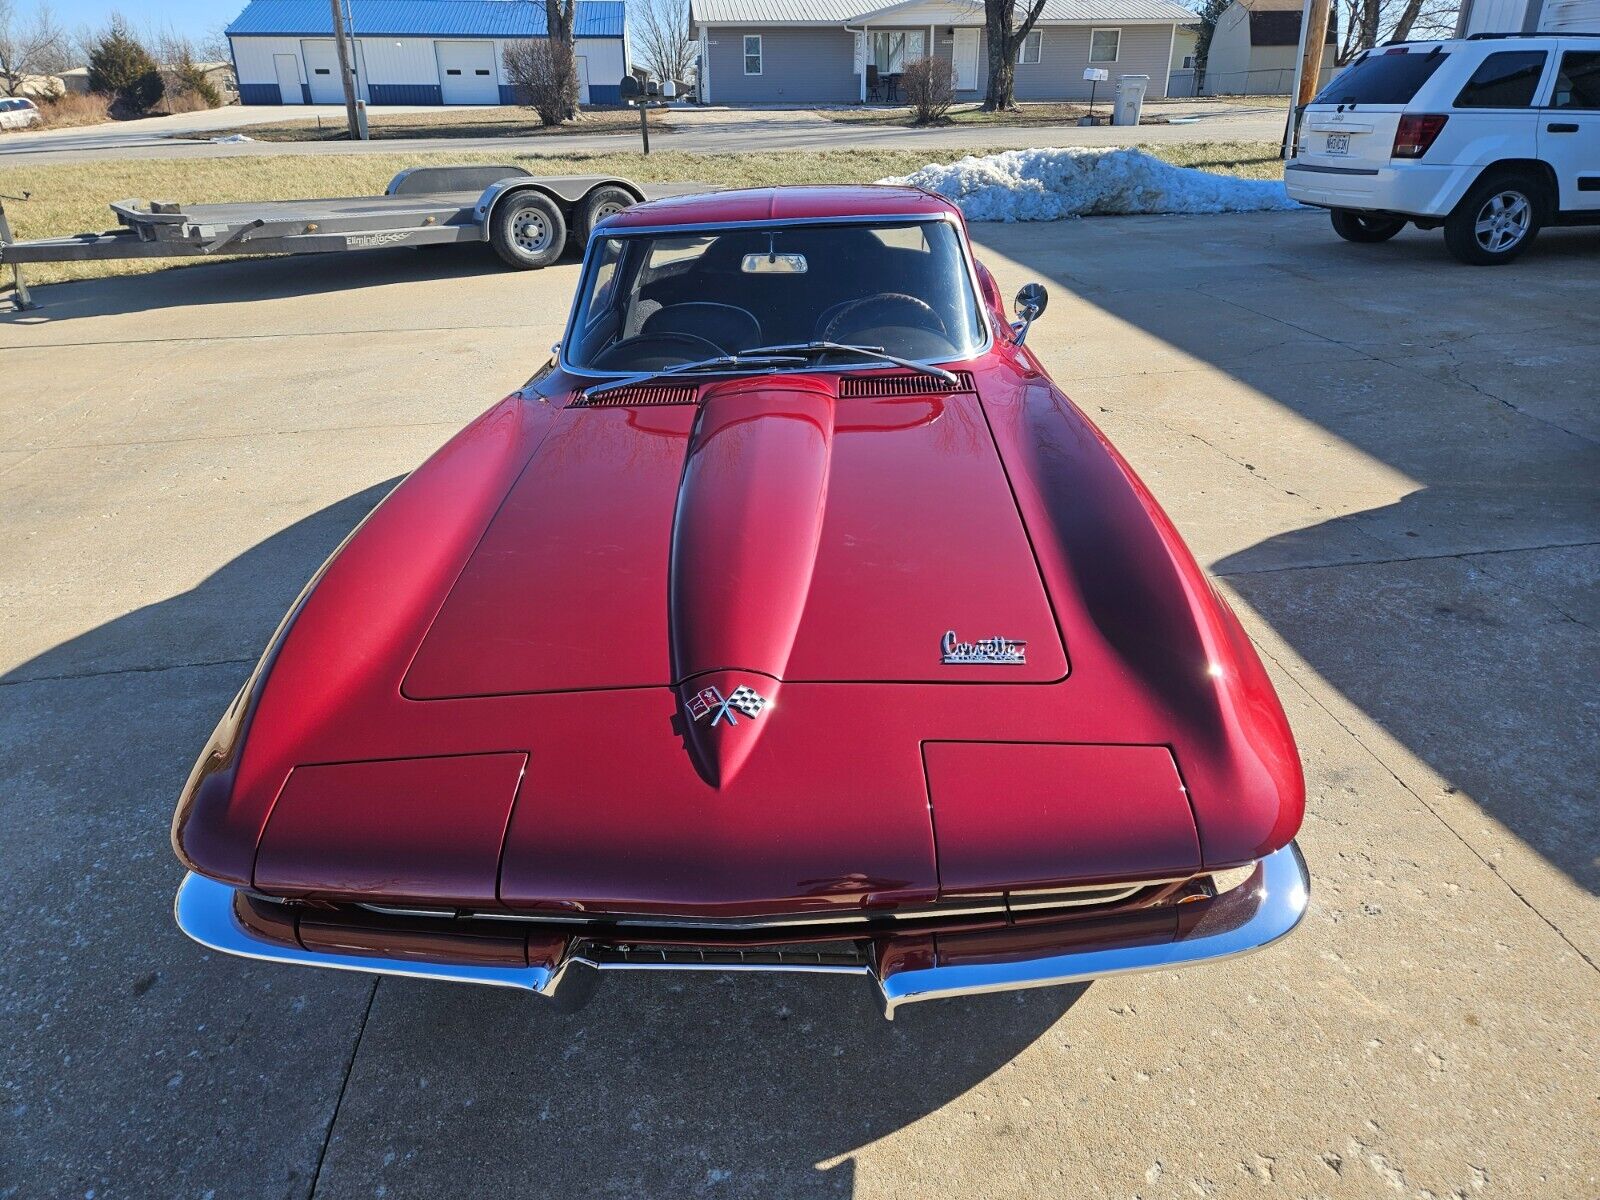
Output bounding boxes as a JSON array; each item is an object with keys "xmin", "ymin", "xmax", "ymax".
[{"xmin": 474, "ymin": 178, "xmax": 645, "ymax": 243}]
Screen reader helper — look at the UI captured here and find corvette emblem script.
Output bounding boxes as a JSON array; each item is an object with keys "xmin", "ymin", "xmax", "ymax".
[
  {"xmin": 941, "ymin": 630, "xmax": 1027, "ymax": 665},
  {"xmin": 687, "ymin": 684, "xmax": 769, "ymax": 726}
]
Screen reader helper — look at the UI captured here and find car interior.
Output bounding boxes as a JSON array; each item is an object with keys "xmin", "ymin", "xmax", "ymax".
[{"xmin": 567, "ymin": 222, "xmax": 986, "ymax": 372}]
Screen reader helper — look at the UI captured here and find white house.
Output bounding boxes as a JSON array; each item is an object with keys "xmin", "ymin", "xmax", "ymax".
[{"xmin": 226, "ymin": 0, "xmax": 631, "ymax": 106}]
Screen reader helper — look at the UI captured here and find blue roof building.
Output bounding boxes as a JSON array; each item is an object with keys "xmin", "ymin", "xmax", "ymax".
[{"xmin": 226, "ymin": 0, "xmax": 630, "ymax": 106}]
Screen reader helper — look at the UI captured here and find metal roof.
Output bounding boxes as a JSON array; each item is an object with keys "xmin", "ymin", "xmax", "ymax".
[
  {"xmin": 691, "ymin": 0, "xmax": 865, "ymax": 21},
  {"xmin": 227, "ymin": 0, "xmax": 626, "ymax": 39},
  {"xmin": 692, "ymin": 0, "xmax": 1190, "ymax": 23}
]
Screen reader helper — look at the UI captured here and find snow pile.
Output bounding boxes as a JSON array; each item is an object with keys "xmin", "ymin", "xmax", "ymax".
[
  {"xmin": 210, "ymin": 133, "xmax": 255, "ymax": 144},
  {"xmin": 878, "ymin": 146, "xmax": 1301, "ymax": 222}
]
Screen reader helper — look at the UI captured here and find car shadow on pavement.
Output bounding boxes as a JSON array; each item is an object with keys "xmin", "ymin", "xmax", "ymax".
[
  {"xmin": 0, "ymin": 481, "xmax": 1084, "ymax": 1198},
  {"xmin": 1, "ymin": 243, "xmax": 583, "ymax": 325},
  {"xmin": 976, "ymin": 216, "xmax": 1600, "ymax": 902}
]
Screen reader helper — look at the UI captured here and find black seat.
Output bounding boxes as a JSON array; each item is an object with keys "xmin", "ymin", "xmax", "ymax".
[{"xmin": 640, "ymin": 302, "xmax": 763, "ymax": 352}]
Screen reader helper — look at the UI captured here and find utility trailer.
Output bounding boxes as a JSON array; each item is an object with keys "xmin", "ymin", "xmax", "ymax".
[{"xmin": 0, "ymin": 165, "xmax": 656, "ymax": 311}]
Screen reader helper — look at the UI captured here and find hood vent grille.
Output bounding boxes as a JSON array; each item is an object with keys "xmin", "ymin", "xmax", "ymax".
[
  {"xmin": 571, "ymin": 382, "xmax": 700, "ymax": 407},
  {"xmin": 839, "ymin": 370, "xmax": 975, "ymax": 398}
]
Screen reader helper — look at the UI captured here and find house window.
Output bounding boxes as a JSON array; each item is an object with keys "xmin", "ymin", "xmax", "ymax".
[
  {"xmin": 873, "ymin": 30, "xmax": 926, "ymax": 73},
  {"xmin": 744, "ymin": 34, "xmax": 762, "ymax": 75},
  {"xmin": 1182, "ymin": 54, "xmax": 1196, "ymax": 69},
  {"xmin": 1089, "ymin": 28, "xmax": 1120, "ymax": 63},
  {"xmin": 1017, "ymin": 30, "xmax": 1042, "ymax": 65}
]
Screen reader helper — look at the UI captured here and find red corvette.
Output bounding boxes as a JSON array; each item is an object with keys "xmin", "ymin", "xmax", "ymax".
[{"xmin": 172, "ymin": 185, "xmax": 1308, "ymax": 1017}]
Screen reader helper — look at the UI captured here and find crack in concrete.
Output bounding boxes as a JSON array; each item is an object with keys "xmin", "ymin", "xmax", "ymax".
[
  {"xmin": 307, "ymin": 978, "xmax": 379, "ymax": 1200},
  {"xmin": 0, "ymin": 655, "xmax": 253, "ymax": 688},
  {"xmin": 1251, "ymin": 637, "xmax": 1599, "ymax": 976},
  {"xmin": 1213, "ymin": 538, "xmax": 1600, "ymax": 580},
  {"xmin": 7, "ymin": 417, "xmax": 463, "ymax": 455},
  {"xmin": 0, "ymin": 323, "xmax": 545, "ymax": 353}
]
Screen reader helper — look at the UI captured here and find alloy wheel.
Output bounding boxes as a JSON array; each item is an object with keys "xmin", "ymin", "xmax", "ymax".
[{"xmin": 1474, "ymin": 191, "xmax": 1531, "ymax": 254}]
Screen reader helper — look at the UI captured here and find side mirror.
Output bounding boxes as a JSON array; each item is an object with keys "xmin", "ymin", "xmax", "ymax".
[{"xmin": 1011, "ymin": 282, "xmax": 1048, "ymax": 344}]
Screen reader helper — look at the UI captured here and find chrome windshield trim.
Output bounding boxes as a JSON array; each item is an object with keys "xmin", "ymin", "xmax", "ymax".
[{"xmin": 555, "ymin": 210, "xmax": 995, "ymax": 382}]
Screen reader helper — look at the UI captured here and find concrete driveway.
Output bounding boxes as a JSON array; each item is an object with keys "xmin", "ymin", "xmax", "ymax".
[
  {"xmin": 1, "ymin": 213, "xmax": 1596, "ymax": 1198},
  {"xmin": 0, "ymin": 100, "xmax": 1287, "ymax": 165}
]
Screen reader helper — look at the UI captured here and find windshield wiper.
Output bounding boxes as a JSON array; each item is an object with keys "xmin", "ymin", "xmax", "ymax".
[
  {"xmin": 742, "ymin": 342, "xmax": 960, "ymax": 385},
  {"xmin": 581, "ymin": 352, "xmax": 808, "ymax": 401}
]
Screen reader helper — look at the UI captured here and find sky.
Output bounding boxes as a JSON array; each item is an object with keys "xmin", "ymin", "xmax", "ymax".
[{"xmin": 46, "ymin": 0, "xmax": 242, "ymax": 42}]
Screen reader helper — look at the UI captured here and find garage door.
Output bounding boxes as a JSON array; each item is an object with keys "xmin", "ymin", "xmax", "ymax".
[
  {"xmin": 301, "ymin": 39, "xmax": 345, "ymax": 104},
  {"xmin": 436, "ymin": 41, "xmax": 498, "ymax": 104}
]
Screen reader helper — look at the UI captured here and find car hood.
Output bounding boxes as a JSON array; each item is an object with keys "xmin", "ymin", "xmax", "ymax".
[{"xmin": 403, "ymin": 374, "xmax": 1066, "ymax": 700}]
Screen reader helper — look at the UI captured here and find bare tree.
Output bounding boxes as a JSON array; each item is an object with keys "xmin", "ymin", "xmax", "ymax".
[
  {"xmin": 539, "ymin": 0, "xmax": 579, "ymax": 120},
  {"xmin": 981, "ymin": 0, "xmax": 1047, "ymax": 111},
  {"xmin": 1337, "ymin": 0, "xmax": 1459, "ymax": 62},
  {"xmin": 0, "ymin": 0, "xmax": 67, "ymax": 97},
  {"xmin": 504, "ymin": 37, "xmax": 580, "ymax": 124},
  {"xmin": 633, "ymin": 0, "xmax": 694, "ymax": 86}
]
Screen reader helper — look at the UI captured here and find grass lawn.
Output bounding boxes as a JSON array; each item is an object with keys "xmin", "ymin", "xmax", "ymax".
[
  {"xmin": 0, "ymin": 142, "xmax": 1284, "ymax": 285},
  {"xmin": 182, "ymin": 105, "xmax": 670, "ymax": 142},
  {"xmin": 821, "ymin": 102, "xmax": 1103, "ymax": 127}
]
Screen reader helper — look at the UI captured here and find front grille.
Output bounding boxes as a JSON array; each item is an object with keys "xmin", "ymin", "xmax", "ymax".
[
  {"xmin": 838, "ymin": 370, "xmax": 975, "ymax": 398},
  {"xmin": 570, "ymin": 382, "xmax": 700, "ymax": 407},
  {"xmin": 583, "ymin": 940, "xmax": 867, "ymax": 969}
]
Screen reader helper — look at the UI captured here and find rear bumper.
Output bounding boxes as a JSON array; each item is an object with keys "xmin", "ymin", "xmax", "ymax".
[
  {"xmin": 174, "ymin": 842, "xmax": 1309, "ymax": 1018},
  {"xmin": 1286, "ymin": 161, "xmax": 1476, "ymax": 218}
]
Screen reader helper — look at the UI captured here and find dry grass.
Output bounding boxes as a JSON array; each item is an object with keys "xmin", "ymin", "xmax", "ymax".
[
  {"xmin": 153, "ymin": 91, "xmax": 220, "ymax": 116},
  {"xmin": 34, "ymin": 92, "xmax": 113, "ymax": 129},
  {"xmin": 821, "ymin": 101, "xmax": 1097, "ymax": 127},
  {"xmin": 185, "ymin": 105, "xmax": 669, "ymax": 143},
  {"xmin": 0, "ymin": 142, "xmax": 1284, "ymax": 285}
]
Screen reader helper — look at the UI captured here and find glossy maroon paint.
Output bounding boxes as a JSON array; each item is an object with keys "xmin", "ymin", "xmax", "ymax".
[{"xmin": 172, "ymin": 186, "xmax": 1304, "ymax": 915}]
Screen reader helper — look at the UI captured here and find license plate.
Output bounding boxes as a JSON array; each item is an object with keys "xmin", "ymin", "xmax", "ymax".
[{"xmin": 1325, "ymin": 133, "xmax": 1351, "ymax": 155}]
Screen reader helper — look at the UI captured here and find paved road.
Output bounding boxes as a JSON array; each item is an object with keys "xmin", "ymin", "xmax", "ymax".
[
  {"xmin": 2, "ymin": 213, "xmax": 1595, "ymax": 1199},
  {"xmin": 0, "ymin": 102, "xmax": 1288, "ymax": 165}
]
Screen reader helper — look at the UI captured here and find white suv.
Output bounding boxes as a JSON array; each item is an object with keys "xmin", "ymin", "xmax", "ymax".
[{"xmin": 1286, "ymin": 34, "xmax": 1600, "ymax": 264}]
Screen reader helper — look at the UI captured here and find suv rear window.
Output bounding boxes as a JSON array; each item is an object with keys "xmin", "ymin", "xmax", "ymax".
[
  {"xmin": 1313, "ymin": 50, "xmax": 1448, "ymax": 105},
  {"xmin": 1454, "ymin": 50, "xmax": 1547, "ymax": 108}
]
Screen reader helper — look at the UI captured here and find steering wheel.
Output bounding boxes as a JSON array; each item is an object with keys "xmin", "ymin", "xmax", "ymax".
[
  {"xmin": 590, "ymin": 331, "xmax": 728, "ymax": 371},
  {"xmin": 819, "ymin": 293, "xmax": 947, "ymax": 343}
]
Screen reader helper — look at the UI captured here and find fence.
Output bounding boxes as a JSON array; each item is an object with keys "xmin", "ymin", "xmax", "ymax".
[{"xmin": 1166, "ymin": 64, "xmax": 1338, "ymax": 98}]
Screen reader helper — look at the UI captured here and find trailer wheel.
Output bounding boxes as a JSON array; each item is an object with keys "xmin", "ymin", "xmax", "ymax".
[
  {"xmin": 573, "ymin": 186, "xmax": 636, "ymax": 245},
  {"xmin": 489, "ymin": 191, "xmax": 566, "ymax": 269}
]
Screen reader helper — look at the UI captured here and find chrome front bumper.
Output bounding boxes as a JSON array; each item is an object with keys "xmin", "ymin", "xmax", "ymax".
[{"xmin": 174, "ymin": 842, "xmax": 1309, "ymax": 1018}]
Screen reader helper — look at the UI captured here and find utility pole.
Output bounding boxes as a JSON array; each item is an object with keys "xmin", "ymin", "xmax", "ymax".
[
  {"xmin": 330, "ymin": 0, "xmax": 365, "ymax": 140},
  {"xmin": 1281, "ymin": 0, "xmax": 1332, "ymax": 157}
]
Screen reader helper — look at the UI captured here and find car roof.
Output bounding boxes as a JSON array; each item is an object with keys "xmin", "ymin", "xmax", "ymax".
[{"xmin": 602, "ymin": 185, "xmax": 959, "ymax": 232}]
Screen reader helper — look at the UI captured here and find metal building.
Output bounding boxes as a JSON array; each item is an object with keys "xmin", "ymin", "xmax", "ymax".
[{"xmin": 227, "ymin": 0, "xmax": 630, "ymax": 106}]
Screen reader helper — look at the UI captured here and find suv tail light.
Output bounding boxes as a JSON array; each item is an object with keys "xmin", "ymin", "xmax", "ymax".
[{"xmin": 1393, "ymin": 114, "xmax": 1448, "ymax": 159}]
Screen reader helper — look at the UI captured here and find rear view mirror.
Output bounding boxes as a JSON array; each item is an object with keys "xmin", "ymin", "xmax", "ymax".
[
  {"xmin": 741, "ymin": 253, "xmax": 808, "ymax": 274},
  {"xmin": 1012, "ymin": 282, "xmax": 1048, "ymax": 344}
]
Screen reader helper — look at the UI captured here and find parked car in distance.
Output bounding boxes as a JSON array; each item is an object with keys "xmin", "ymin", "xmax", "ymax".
[
  {"xmin": 170, "ymin": 185, "xmax": 1309, "ymax": 1019},
  {"xmin": 0, "ymin": 97, "xmax": 42, "ymax": 130},
  {"xmin": 1287, "ymin": 33, "xmax": 1600, "ymax": 263}
]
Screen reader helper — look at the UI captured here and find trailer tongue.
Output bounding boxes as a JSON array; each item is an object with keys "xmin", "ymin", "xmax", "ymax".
[{"xmin": 1, "ymin": 165, "xmax": 665, "ymax": 311}]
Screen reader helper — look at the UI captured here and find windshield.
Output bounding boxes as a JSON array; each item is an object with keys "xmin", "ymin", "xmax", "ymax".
[{"xmin": 564, "ymin": 219, "xmax": 988, "ymax": 373}]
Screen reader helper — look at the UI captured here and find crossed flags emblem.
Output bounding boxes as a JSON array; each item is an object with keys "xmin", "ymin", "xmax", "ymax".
[{"xmin": 687, "ymin": 684, "xmax": 768, "ymax": 726}]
